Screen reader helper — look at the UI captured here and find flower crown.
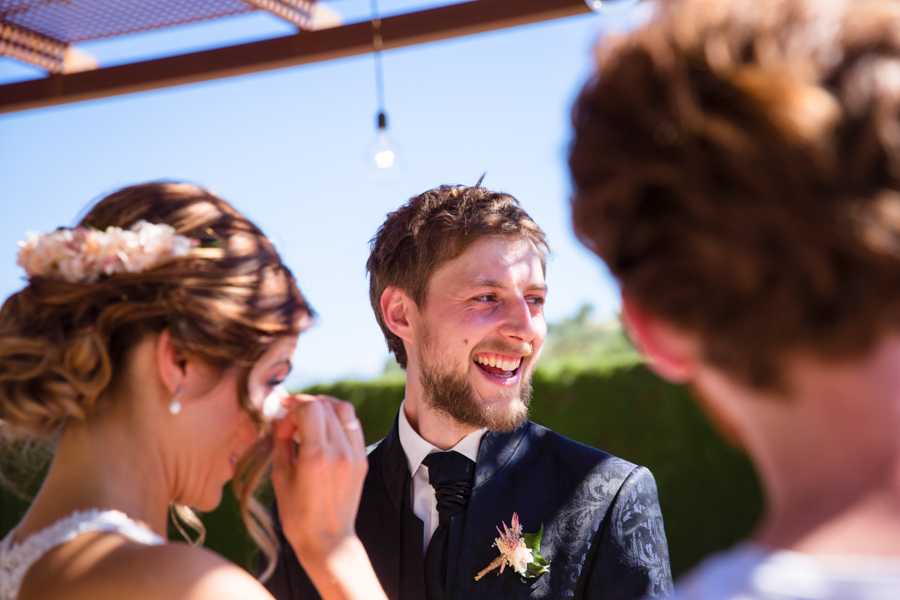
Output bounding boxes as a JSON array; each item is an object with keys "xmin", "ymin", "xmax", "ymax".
[{"xmin": 17, "ymin": 220, "xmax": 197, "ymax": 283}]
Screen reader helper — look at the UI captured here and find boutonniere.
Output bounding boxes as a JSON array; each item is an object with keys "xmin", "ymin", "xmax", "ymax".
[{"xmin": 474, "ymin": 513, "xmax": 550, "ymax": 581}]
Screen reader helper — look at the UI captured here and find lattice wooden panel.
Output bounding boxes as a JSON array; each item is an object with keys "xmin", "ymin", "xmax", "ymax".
[{"xmin": 0, "ymin": 0, "xmax": 255, "ymax": 43}]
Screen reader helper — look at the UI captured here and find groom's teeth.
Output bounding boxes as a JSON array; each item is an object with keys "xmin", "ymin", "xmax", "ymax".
[{"xmin": 473, "ymin": 355, "xmax": 523, "ymax": 371}]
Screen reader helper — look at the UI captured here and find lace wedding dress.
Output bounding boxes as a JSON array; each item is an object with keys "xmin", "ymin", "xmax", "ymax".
[{"xmin": 0, "ymin": 509, "xmax": 165, "ymax": 600}]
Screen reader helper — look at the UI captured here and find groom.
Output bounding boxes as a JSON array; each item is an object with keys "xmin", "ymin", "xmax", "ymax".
[{"xmin": 263, "ymin": 184, "xmax": 672, "ymax": 599}]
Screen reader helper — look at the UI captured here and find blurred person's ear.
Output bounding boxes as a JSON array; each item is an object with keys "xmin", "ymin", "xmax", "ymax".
[
  {"xmin": 623, "ymin": 295, "xmax": 749, "ymax": 448},
  {"xmin": 621, "ymin": 294, "xmax": 696, "ymax": 384}
]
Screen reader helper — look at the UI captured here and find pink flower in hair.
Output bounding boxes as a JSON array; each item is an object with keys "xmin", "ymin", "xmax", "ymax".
[{"xmin": 17, "ymin": 221, "xmax": 196, "ymax": 283}]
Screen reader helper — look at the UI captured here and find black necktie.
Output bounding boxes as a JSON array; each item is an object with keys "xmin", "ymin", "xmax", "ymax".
[{"xmin": 422, "ymin": 451, "xmax": 476, "ymax": 600}]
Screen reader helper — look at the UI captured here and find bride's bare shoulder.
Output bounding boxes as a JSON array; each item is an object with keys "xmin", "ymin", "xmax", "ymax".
[{"xmin": 20, "ymin": 533, "xmax": 271, "ymax": 600}]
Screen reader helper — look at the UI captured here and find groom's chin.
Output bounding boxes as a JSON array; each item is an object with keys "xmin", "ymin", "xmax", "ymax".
[
  {"xmin": 452, "ymin": 393, "xmax": 530, "ymax": 433},
  {"xmin": 478, "ymin": 373, "xmax": 534, "ymax": 432},
  {"xmin": 478, "ymin": 398, "xmax": 529, "ymax": 433},
  {"xmin": 421, "ymin": 367, "xmax": 531, "ymax": 432}
]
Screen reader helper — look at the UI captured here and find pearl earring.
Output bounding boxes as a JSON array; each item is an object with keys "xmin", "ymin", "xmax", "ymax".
[{"xmin": 169, "ymin": 387, "xmax": 183, "ymax": 415}]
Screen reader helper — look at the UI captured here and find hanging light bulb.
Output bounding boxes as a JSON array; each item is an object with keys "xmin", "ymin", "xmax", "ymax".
[
  {"xmin": 585, "ymin": 0, "xmax": 640, "ymax": 13},
  {"xmin": 365, "ymin": 3, "xmax": 402, "ymax": 182},
  {"xmin": 368, "ymin": 111, "xmax": 401, "ymax": 181}
]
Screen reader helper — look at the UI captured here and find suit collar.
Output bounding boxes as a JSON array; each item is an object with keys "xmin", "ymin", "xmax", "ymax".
[{"xmin": 474, "ymin": 420, "xmax": 530, "ymax": 487}]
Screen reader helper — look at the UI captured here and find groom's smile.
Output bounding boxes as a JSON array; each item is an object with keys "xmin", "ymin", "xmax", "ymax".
[{"xmin": 474, "ymin": 353, "xmax": 521, "ymax": 379}]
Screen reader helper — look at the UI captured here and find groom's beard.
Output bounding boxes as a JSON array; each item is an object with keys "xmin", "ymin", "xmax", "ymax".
[{"xmin": 417, "ymin": 328, "xmax": 534, "ymax": 433}]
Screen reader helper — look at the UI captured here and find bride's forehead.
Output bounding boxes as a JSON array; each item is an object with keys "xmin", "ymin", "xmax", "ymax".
[{"xmin": 254, "ymin": 336, "xmax": 298, "ymax": 367}]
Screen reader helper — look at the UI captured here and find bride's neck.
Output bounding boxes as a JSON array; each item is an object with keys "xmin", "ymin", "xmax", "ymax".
[{"xmin": 21, "ymin": 405, "xmax": 171, "ymax": 539}]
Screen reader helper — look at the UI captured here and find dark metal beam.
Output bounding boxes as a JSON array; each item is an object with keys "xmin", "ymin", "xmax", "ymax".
[{"xmin": 0, "ymin": 0, "xmax": 590, "ymax": 114}]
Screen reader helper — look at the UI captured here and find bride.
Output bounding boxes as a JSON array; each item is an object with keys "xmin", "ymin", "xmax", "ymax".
[{"xmin": 0, "ymin": 182, "xmax": 388, "ymax": 600}]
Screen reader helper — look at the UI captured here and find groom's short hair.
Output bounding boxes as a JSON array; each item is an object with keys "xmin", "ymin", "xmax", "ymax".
[
  {"xmin": 569, "ymin": 0, "xmax": 900, "ymax": 390},
  {"xmin": 367, "ymin": 183, "xmax": 549, "ymax": 369}
]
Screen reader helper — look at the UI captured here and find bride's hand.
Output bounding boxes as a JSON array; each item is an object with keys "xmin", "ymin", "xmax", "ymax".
[
  {"xmin": 270, "ymin": 394, "xmax": 368, "ymax": 560},
  {"xmin": 270, "ymin": 396, "xmax": 386, "ymax": 600}
]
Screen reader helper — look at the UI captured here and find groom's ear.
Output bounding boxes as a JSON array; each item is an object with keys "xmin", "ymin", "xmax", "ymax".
[
  {"xmin": 621, "ymin": 294, "xmax": 696, "ymax": 384},
  {"xmin": 381, "ymin": 286, "xmax": 414, "ymax": 343}
]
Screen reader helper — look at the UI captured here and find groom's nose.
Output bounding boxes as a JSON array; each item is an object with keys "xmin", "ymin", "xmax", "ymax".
[{"xmin": 498, "ymin": 296, "xmax": 542, "ymax": 345}]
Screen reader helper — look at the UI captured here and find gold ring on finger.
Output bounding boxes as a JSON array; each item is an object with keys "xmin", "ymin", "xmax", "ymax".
[{"xmin": 342, "ymin": 419, "xmax": 361, "ymax": 432}]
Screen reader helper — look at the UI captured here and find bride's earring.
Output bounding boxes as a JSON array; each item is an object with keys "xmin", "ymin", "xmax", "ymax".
[{"xmin": 169, "ymin": 387, "xmax": 184, "ymax": 415}]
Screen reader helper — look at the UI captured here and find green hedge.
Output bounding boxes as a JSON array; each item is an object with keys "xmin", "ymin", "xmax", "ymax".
[{"xmin": 0, "ymin": 364, "xmax": 761, "ymax": 579}]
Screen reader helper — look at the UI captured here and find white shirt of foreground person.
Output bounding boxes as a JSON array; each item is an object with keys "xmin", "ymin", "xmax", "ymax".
[
  {"xmin": 397, "ymin": 400, "xmax": 486, "ymax": 552},
  {"xmin": 668, "ymin": 542, "xmax": 900, "ymax": 600}
]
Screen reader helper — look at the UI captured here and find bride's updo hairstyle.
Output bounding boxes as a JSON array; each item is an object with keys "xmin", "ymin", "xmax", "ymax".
[{"xmin": 0, "ymin": 181, "xmax": 311, "ymax": 578}]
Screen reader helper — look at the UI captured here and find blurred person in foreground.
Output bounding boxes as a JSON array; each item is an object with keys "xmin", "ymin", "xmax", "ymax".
[
  {"xmin": 263, "ymin": 184, "xmax": 673, "ymax": 599},
  {"xmin": 0, "ymin": 182, "xmax": 387, "ymax": 600},
  {"xmin": 569, "ymin": 0, "xmax": 900, "ymax": 598}
]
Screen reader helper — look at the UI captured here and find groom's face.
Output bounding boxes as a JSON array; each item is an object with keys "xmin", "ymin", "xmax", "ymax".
[{"xmin": 412, "ymin": 236, "xmax": 547, "ymax": 432}]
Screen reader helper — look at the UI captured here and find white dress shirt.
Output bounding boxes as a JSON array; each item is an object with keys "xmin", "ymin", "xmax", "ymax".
[{"xmin": 397, "ymin": 400, "xmax": 486, "ymax": 553}]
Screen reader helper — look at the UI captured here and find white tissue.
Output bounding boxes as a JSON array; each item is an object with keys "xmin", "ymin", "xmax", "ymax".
[{"xmin": 262, "ymin": 384, "xmax": 290, "ymax": 421}]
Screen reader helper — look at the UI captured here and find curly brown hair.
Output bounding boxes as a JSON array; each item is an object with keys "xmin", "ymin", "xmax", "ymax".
[
  {"xmin": 570, "ymin": 0, "xmax": 900, "ymax": 389},
  {"xmin": 0, "ymin": 181, "xmax": 311, "ymax": 579},
  {"xmin": 367, "ymin": 183, "xmax": 549, "ymax": 369}
]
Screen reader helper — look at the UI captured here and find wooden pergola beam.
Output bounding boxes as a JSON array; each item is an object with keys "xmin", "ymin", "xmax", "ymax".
[{"xmin": 0, "ymin": 0, "xmax": 590, "ymax": 114}]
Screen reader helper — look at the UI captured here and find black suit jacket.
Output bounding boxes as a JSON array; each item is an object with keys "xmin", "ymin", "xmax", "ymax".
[{"xmin": 263, "ymin": 417, "xmax": 673, "ymax": 599}]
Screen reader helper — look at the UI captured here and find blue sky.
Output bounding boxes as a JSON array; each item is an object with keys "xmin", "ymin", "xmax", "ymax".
[{"xmin": 0, "ymin": 3, "xmax": 647, "ymax": 388}]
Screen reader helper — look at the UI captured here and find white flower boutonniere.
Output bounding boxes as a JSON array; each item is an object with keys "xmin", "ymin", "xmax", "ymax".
[{"xmin": 475, "ymin": 513, "xmax": 550, "ymax": 581}]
